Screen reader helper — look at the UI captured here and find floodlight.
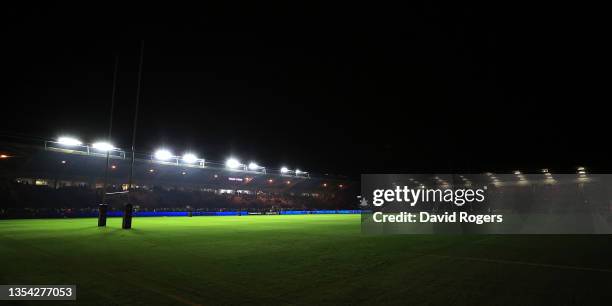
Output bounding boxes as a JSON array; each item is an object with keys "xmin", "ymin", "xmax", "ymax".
[
  {"xmin": 280, "ymin": 167, "xmax": 289, "ymax": 174},
  {"xmin": 58, "ymin": 136, "xmax": 82, "ymax": 146},
  {"xmin": 226, "ymin": 158, "xmax": 242, "ymax": 169},
  {"xmin": 92, "ymin": 141, "xmax": 115, "ymax": 151},
  {"xmin": 296, "ymin": 169, "xmax": 303, "ymax": 175},
  {"xmin": 182, "ymin": 153, "xmax": 198, "ymax": 163},
  {"xmin": 248, "ymin": 162, "xmax": 260, "ymax": 170},
  {"xmin": 154, "ymin": 149, "xmax": 173, "ymax": 161},
  {"xmin": 577, "ymin": 166, "xmax": 585, "ymax": 171}
]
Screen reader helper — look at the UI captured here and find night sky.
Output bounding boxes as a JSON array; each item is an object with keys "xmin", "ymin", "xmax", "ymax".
[{"xmin": 1, "ymin": 3, "xmax": 608, "ymax": 176}]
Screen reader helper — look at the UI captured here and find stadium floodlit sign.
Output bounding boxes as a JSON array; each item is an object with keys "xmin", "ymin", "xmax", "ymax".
[{"xmin": 361, "ymin": 173, "xmax": 612, "ymax": 234}]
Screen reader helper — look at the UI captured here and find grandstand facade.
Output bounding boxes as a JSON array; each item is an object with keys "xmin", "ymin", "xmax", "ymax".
[{"xmin": 0, "ymin": 140, "xmax": 357, "ymax": 218}]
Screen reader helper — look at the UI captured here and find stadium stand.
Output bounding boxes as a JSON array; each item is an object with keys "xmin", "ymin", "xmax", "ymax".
[{"xmin": 0, "ymin": 140, "xmax": 357, "ymax": 218}]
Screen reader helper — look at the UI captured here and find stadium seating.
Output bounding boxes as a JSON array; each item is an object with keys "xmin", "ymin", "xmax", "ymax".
[{"xmin": 0, "ymin": 141, "xmax": 357, "ymax": 218}]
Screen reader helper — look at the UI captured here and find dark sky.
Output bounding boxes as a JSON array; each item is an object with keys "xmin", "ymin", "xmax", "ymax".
[{"xmin": 1, "ymin": 3, "xmax": 608, "ymax": 176}]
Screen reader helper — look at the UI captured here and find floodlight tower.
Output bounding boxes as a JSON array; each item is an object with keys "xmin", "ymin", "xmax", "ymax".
[
  {"xmin": 57, "ymin": 137, "xmax": 83, "ymax": 146},
  {"xmin": 226, "ymin": 157, "xmax": 246, "ymax": 171},
  {"xmin": 248, "ymin": 162, "xmax": 265, "ymax": 173}
]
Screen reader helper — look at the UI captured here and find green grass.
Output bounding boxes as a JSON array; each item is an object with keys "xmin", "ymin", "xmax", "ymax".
[{"xmin": 1, "ymin": 215, "xmax": 612, "ymax": 305}]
